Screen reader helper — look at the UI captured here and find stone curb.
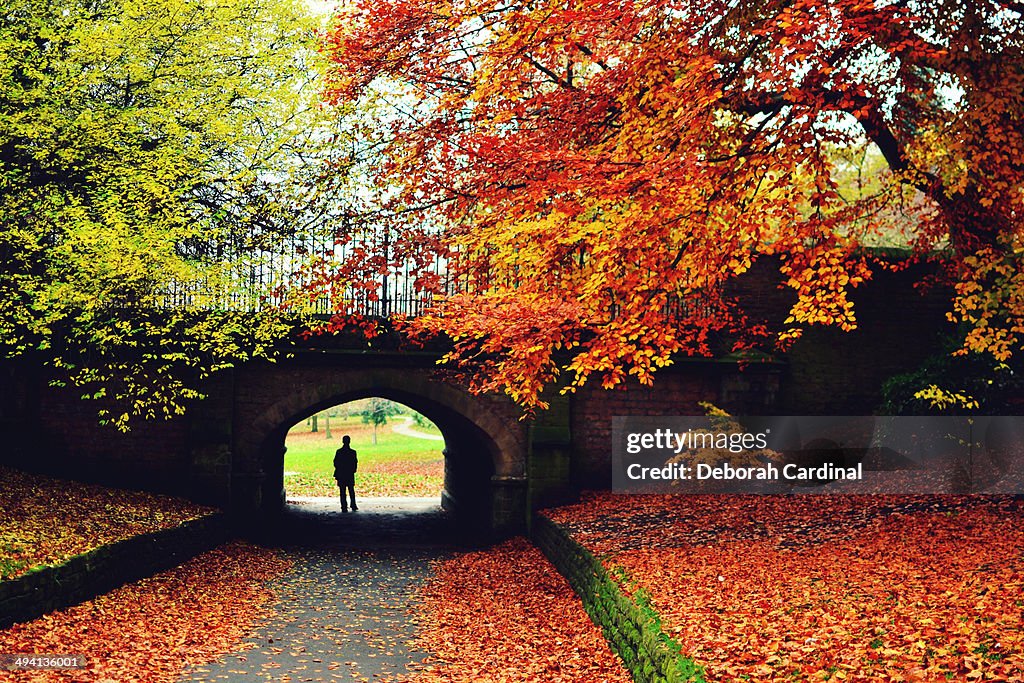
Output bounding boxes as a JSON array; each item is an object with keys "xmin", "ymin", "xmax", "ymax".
[
  {"xmin": 532, "ymin": 514, "xmax": 706, "ymax": 683},
  {"xmin": 0, "ymin": 514, "xmax": 230, "ymax": 630}
]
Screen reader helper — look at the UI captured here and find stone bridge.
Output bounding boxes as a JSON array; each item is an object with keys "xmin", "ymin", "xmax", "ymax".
[
  {"xmin": 0, "ymin": 262, "xmax": 953, "ymax": 537},
  {"xmin": 215, "ymin": 349, "xmax": 534, "ymax": 536}
]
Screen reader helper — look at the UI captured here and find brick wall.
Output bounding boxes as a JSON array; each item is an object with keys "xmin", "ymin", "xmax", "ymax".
[
  {"xmin": 568, "ymin": 364, "xmax": 725, "ymax": 489},
  {"xmin": 2, "ymin": 260, "xmax": 955, "ymax": 510},
  {"xmin": 566, "ymin": 257, "xmax": 951, "ymax": 489},
  {"xmin": 779, "ymin": 265, "xmax": 950, "ymax": 414},
  {"xmin": 8, "ymin": 376, "xmax": 192, "ymax": 494},
  {"xmin": 732, "ymin": 255, "xmax": 951, "ymax": 413}
]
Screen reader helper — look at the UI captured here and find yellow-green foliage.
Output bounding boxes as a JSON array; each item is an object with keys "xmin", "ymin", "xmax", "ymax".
[
  {"xmin": 667, "ymin": 401, "xmax": 780, "ymax": 471},
  {"xmin": 912, "ymin": 385, "xmax": 980, "ymax": 412},
  {"xmin": 0, "ymin": 0, "xmax": 335, "ymax": 428}
]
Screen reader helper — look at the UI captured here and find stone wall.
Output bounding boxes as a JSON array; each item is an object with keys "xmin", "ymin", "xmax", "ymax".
[
  {"xmin": 533, "ymin": 514, "xmax": 705, "ymax": 683},
  {"xmin": 226, "ymin": 352, "xmax": 530, "ymax": 536},
  {"xmin": 0, "ymin": 514, "xmax": 229, "ymax": 630},
  {"xmin": 1, "ymin": 262, "xmax": 955, "ymax": 530}
]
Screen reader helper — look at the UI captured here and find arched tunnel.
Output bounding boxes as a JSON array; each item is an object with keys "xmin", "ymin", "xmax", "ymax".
[
  {"xmin": 227, "ymin": 364, "xmax": 530, "ymax": 540},
  {"xmin": 258, "ymin": 390, "xmax": 498, "ymax": 533}
]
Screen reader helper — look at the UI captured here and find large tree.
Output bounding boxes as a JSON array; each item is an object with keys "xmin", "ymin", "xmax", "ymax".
[
  {"xmin": 1, "ymin": 0, "xmax": 340, "ymax": 427},
  {"xmin": 322, "ymin": 0, "xmax": 1023, "ymax": 409}
]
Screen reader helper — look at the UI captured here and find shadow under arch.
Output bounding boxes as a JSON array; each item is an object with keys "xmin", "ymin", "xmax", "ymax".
[{"xmin": 241, "ymin": 369, "xmax": 528, "ymax": 539}]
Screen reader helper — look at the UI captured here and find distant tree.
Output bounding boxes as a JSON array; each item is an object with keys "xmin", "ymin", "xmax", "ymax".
[{"xmin": 360, "ymin": 398, "xmax": 400, "ymax": 444}]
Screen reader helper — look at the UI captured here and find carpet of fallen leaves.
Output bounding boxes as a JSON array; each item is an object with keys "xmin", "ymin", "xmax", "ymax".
[
  {"xmin": 409, "ymin": 538, "xmax": 632, "ymax": 683},
  {"xmin": 546, "ymin": 494, "xmax": 1024, "ymax": 683},
  {"xmin": 285, "ymin": 463, "xmax": 444, "ymax": 498},
  {"xmin": 178, "ymin": 547, "xmax": 437, "ymax": 683},
  {"xmin": 0, "ymin": 541, "xmax": 290, "ymax": 683},
  {"xmin": 0, "ymin": 466, "xmax": 215, "ymax": 579}
]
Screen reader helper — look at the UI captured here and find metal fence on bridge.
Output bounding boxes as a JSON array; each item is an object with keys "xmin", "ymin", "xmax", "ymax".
[
  {"xmin": 154, "ymin": 231, "xmax": 712, "ymax": 320},
  {"xmin": 155, "ymin": 231, "xmax": 470, "ymax": 317}
]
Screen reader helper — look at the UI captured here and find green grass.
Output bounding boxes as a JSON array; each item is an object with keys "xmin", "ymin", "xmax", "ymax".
[
  {"xmin": 0, "ymin": 541, "xmax": 28, "ymax": 580},
  {"xmin": 284, "ymin": 415, "xmax": 444, "ymax": 497}
]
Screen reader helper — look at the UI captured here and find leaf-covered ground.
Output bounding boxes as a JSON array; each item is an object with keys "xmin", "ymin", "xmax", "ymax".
[
  {"xmin": 0, "ymin": 466, "xmax": 215, "ymax": 579},
  {"xmin": 546, "ymin": 494, "xmax": 1024, "ymax": 683},
  {"xmin": 177, "ymin": 546, "xmax": 439, "ymax": 683},
  {"xmin": 409, "ymin": 538, "xmax": 632, "ymax": 683},
  {"xmin": 0, "ymin": 541, "xmax": 290, "ymax": 683},
  {"xmin": 285, "ymin": 463, "xmax": 444, "ymax": 498}
]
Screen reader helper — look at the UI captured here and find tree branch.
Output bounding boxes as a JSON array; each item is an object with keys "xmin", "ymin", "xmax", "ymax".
[{"xmin": 523, "ymin": 54, "xmax": 575, "ymax": 90}]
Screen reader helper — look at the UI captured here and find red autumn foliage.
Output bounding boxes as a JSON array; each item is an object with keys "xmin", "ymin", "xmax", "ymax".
[
  {"xmin": 0, "ymin": 466, "xmax": 215, "ymax": 579},
  {"xmin": 409, "ymin": 538, "xmax": 632, "ymax": 683},
  {"xmin": 546, "ymin": 493, "xmax": 1024, "ymax": 682},
  {"xmin": 320, "ymin": 0, "xmax": 1024, "ymax": 409},
  {"xmin": 0, "ymin": 542, "xmax": 290, "ymax": 683}
]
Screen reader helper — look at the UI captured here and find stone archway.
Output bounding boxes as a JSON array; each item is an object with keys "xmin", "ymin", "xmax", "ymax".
[{"xmin": 227, "ymin": 363, "xmax": 529, "ymax": 537}]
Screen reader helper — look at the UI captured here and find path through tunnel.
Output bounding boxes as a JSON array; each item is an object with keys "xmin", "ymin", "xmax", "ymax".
[
  {"xmin": 252, "ymin": 388, "xmax": 509, "ymax": 546},
  {"xmin": 178, "ymin": 371, "xmax": 530, "ymax": 681}
]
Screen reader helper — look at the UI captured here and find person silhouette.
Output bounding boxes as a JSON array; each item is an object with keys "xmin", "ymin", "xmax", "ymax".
[{"xmin": 333, "ymin": 435, "xmax": 358, "ymax": 512}]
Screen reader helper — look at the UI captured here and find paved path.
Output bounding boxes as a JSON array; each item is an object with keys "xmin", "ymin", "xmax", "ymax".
[
  {"xmin": 278, "ymin": 497, "xmax": 454, "ymax": 548},
  {"xmin": 178, "ymin": 499, "xmax": 454, "ymax": 682},
  {"xmin": 391, "ymin": 417, "xmax": 445, "ymax": 442}
]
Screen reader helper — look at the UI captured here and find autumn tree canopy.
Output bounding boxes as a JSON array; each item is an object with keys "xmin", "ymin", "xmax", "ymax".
[
  {"xmin": 1, "ymin": 0, "xmax": 340, "ymax": 427},
  {"xmin": 322, "ymin": 0, "xmax": 1024, "ymax": 409}
]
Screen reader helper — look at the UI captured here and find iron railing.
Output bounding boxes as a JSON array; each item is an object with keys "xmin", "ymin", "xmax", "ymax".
[
  {"xmin": 155, "ymin": 231, "xmax": 712, "ymax": 320},
  {"xmin": 155, "ymin": 231, "xmax": 468, "ymax": 316}
]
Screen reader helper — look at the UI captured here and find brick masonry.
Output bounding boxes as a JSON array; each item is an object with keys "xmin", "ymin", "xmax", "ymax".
[
  {"xmin": 0, "ymin": 259, "xmax": 959, "ymax": 532},
  {"xmin": 565, "ymin": 258, "xmax": 954, "ymax": 488}
]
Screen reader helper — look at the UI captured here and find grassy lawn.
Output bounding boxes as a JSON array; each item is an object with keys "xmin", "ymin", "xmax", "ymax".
[{"xmin": 283, "ymin": 413, "xmax": 444, "ymax": 498}]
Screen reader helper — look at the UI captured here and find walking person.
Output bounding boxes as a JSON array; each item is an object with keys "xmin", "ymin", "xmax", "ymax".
[{"xmin": 333, "ymin": 435, "xmax": 358, "ymax": 512}]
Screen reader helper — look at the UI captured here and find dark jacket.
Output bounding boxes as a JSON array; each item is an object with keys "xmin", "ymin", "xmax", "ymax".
[{"xmin": 333, "ymin": 445, "xmax": 357, "ymax": 485}]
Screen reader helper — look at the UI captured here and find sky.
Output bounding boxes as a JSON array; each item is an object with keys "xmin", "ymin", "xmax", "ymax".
[{"xmin": 306, "ymin": 0, "xmax": 336, "ymax": 15}]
